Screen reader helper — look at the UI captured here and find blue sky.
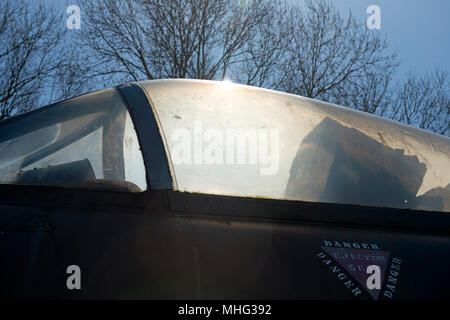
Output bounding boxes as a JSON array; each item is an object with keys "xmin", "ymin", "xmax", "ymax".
[
  {"xmin": 50, "ymin": 0, "xmax": 449, "ymax": 80},
  {"xmin": 329, "ymin": 0, "xmax": 449, "ymax": 78}
]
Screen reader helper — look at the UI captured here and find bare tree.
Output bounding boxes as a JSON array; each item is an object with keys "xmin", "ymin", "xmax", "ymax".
[
  {"xmin": 391, "ymin": 69, "xmax": 449, "ymax": 136},
  {"xmin": 234, "ymin": 0, "xmax": 291, "ymax": 88},
  {"xmin": 47, "ymin": 37, "xmax": 98, "ymax": 103},
  {"xmin": 1, "ymin": 0, "xmax": 447, "ymax": 138},
  {"xmin": 77, "ymin": 0, "xmax": 273, "ymax": 84},
  {"xmin": 327, "ymin": 65, "xmax": 396, "ymax": 117},
  {"xmin": 0, "ymin": 1, "xmax": 65, "ymax": 120},
  {"xmin": 278, "ymin": 0, "xmax": 398, "ymax": 109}
]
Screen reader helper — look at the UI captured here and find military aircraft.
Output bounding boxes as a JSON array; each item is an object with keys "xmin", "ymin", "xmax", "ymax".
[{"xmin": 0, "ymin": 79, "xmax": 449, "ymax": 299}]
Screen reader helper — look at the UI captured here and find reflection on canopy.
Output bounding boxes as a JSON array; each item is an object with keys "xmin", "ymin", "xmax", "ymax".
[
  {"xmin": 142, "ymin": 79, "xmax": 450, "ymax": 213},
  {"xmin": 285, "ymin": 117, "xmax": 449, "ymax": 211},
  {"xmin": 0, "ymin": 89, "xmax": 147, "ymax": 192}
]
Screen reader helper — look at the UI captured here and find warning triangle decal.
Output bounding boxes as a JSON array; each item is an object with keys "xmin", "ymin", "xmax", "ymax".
[{"xmin": 322, "ymin": 246, "xmax": 390, "ymax": 300}]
